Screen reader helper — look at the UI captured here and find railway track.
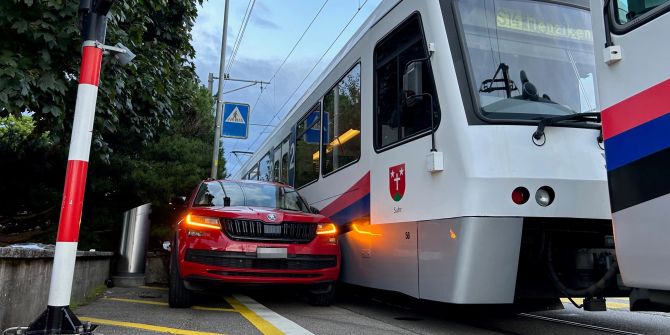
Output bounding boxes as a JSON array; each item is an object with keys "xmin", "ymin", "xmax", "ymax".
[{"xmin": 516, "ymin": 313, "xmax": 644, "ymax": 335}]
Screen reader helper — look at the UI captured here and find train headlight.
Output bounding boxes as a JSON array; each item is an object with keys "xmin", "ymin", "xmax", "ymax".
[{"xmin": 535, "ymin": 186, "xmax": 555, "ymax": 207}]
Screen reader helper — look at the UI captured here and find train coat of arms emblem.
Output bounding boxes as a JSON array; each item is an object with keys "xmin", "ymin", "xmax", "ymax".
[{"xmin": 389, "ymin": 163, "xmax": 406, "ymax": 202}]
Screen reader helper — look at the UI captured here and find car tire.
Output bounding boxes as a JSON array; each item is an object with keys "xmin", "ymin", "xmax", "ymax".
[
  {"xmin": 308, "ymin": 283, "xmax": 335, "ymax": 306},
  {"xmin": 169, "ymin": 246, "xmax": 193, "ymax": 308}
]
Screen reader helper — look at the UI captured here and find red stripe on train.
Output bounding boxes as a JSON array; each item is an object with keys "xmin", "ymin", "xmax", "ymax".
[
  {"xmin": 320, "ymin": 172, "xmax": 370, "ymax": 218},
  {"xmin": 56, "ymin": 160, "xmax": 89, "ymax": 242},
  {"xmin": 79, "ymin": 46, "xmax": 103, "ymax": 86},
  {"xmin": 602, "ymin": 79, "xmax": 670, "ymax": 140}
]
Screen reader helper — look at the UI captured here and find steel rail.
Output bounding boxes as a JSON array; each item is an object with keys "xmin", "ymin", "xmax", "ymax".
[{"xmin": 517, "ymin": 313, "xmax": 645, "ymax": 335}]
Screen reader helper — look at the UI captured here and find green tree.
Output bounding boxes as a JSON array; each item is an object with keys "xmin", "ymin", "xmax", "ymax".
[{"xmin": 0, "ymin": 0, "xmax": 224, "ymax": 249}]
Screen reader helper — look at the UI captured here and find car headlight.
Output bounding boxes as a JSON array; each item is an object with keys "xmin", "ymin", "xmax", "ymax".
[
  {"xmin": 316, "ymin": 223, "xmax": 337, "ymax": 235},
  {"xmin": 185, "ymin": 214, "xmax": 221, "ymax": 230}
]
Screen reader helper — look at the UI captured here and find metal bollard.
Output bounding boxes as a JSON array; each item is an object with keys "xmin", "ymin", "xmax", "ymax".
[{"xmin": 112, "ymin": 203, "xmax": 151, "ymax": 287}]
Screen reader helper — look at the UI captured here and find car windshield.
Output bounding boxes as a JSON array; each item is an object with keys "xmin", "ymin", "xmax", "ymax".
[
  {"xmin": 456, "ymin": 0, "xmax": 597, "ymax": 120},
  {"xmin": 192, "ymin": 181, "xmax": 310, "ymax": 213}
]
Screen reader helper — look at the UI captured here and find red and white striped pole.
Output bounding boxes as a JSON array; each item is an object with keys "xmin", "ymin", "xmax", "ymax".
[
  {"xmin": 26, "ymin": 1, "xmax": 113, "ymax": 334},
  {"xmin": 50, "ymin": 40, "xmax": 102, "ymax": 307}
]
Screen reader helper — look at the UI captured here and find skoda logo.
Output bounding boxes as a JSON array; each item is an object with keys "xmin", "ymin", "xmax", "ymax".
[{"xmin": 267, "ymin": 214, "xmax": 277, "ymax": 222}]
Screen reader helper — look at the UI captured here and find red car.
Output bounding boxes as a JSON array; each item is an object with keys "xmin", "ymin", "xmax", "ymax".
[{"xmin": 169, "ymin": 179, "xmax": 340, "ymax": 307}]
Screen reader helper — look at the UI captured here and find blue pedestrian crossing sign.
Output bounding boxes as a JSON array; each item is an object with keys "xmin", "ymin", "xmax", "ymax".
[{"xmin": 222, "ymin": 102, "xmax": 250, "ymax": 139}]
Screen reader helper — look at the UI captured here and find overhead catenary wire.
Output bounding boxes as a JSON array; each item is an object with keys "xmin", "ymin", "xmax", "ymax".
[
  {"xmin": 242, "ymin": 0, "xmax": 371, "ymax": 167},
  {"xmin": 225, "ymin": 0, "xmax": 331, "ymax": 173},
  {"xmin": 274, "ymin": 0, "xmax": 370, "ymax": 119},
  {"xmin": 267, "ymin": 0, "xmax": 330, "ymax": 84},
  {"xmin": 226, "ymin": 0, "xmax": 257, "ymax": 83}
]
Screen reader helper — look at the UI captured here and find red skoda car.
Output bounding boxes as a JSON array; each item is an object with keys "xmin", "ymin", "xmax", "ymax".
[{"xmin": 169, "ymin": 179, "xmax": 340, "ymax": 307}]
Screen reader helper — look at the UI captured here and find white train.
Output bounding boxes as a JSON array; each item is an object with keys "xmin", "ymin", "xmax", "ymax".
[
  {"xmin": 590, "ymin": 0, "xmax": 670, "ymax": 311},
  {"xmin": 235, "ymin": 0, "xmax": 622, "ymax": 309}
]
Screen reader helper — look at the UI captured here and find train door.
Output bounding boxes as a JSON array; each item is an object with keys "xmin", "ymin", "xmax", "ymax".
[
  {"xmin": 591, "ymin": 0, "xmax": 670, "ymax": 309},
  {"xmin": 366, "ymin": 13, "xmax": 441, "ymax": 298}
]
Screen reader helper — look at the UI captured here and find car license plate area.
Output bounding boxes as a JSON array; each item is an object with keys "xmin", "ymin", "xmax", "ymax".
[{"xmin": 256, "ymin": 247, "xmax": 287, "ymax": 259}]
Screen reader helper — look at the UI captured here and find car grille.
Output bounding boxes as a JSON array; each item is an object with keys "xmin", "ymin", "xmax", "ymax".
[
  {"xmin": 185, "ymin": 249, "xmax": 337, "ymax": 271},
  {"xmin": 222, "ymin": 219, "xmax": 317, "ymax": 243}
]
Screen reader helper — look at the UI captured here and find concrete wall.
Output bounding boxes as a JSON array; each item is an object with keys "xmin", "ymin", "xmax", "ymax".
[
  {"xmin": 0, "ymin": 247, "xmax": 112, "ymax": 329},
  {"xmin": 145, "ymin": 251, "xmax": 168, "ymax": 285}
]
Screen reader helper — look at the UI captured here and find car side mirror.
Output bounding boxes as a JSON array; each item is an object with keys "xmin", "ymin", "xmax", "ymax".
[
  {"xmin": 171, "ymin": 196, "xmax": 187, "ymax": 207},
  {"xmin": 224, "ymin": 196, "xmax": 231, "ymax": 207},
  {"xmin": 310, "ymin": 206, "xmax": 320, "ymax": 214},
  {"xmin": 403, "ymin": 61, "xmax": 423, "ymax": 98}
]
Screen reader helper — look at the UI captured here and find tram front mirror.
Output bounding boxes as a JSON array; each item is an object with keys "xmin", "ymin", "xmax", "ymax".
[{"xmin": 403, "ymin": 61, "xmax": 423, "ymax": 98}]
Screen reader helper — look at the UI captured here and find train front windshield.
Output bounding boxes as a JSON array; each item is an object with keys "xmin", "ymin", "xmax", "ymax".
[{"xmin": 456, "ymin": 0, "xmax": 597, "ymax": 120}]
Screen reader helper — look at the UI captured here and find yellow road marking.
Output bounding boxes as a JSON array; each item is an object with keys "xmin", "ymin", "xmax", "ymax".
[
  {"xmin": 80, "ymin": 317, "xmax": 227, "ymax": 335},
  {"xmin": 606, "ymin": 302, "xmax": 630, "ymax": 309},
  {"xmin": 141, "ymin": 285, "xmax": 169, "ymax": 291},
  {"xmin": 224, "ymin": 296, "xmax": 284, "ymax": 335},
  {"xmin": 560, "ymin": 298, "xmax": 630, "ymax": 310},
  {"xmin": 103, "ymin": 297, "xmax": 236, "ymax": 312}
]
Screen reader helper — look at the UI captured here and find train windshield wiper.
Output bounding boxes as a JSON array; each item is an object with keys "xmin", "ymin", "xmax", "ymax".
[{"xmin": 532, "ymin": 112, "xmax": 601, "ymax": 141}]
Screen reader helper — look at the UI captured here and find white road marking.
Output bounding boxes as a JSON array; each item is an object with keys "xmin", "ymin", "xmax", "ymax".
[{"xmin": 233, "ymin": 294, "xmax": 314, "ymax": 335}]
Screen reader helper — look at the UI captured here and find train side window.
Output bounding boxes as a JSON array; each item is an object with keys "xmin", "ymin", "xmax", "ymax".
[
  {"xmin": 258, "ymin": 153, "xmax": 272, "ymax": 181},
  {"xmin": 273, "ymin": 145, "xmax": 281, "ymax": 182},
  {"xmin": 295, "ymin": 103, "xmax": 321, "ymax": 188},
  {"xmin": 374, "ymin": 13, "xmax": 439, "ymax": 150},
  {"xmin": 281, "ymin": 137, "xmax": 290, "ymax": 183},
  {"xmin": 249, "ymin": 164, "xmax": 259, "ymax": 180},
  {"xmin": 614, "ymin": 0, "xmax": 669, "ymax": 25},
  {"xmin": 322, "ymin": 64, "xmax": 362, "ymax": 175}
]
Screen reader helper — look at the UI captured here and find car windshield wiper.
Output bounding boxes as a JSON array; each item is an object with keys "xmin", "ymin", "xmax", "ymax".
[{"xmin": 532, "ymin": 112, "xmax": 601, "ymax": 141}]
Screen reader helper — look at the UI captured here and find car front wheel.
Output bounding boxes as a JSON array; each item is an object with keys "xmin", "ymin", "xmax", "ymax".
[
  {"xmin": 308, "ymin": 283, "xmax": 335, "ymax": 306},
  {"xmin": 168, "ymin": 245, "xmax": 193, "ymax": 308}
]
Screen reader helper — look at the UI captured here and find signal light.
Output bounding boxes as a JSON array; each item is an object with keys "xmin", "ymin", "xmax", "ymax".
[
  {"xmin": 316, "ymin": 223, "xmax": 338, "ymax": 235},
  {"xmin": 512, "ymin": 187, "xmax": 530, "ymax": 205},
  {"xmin": 185, "ymin": 214, "xmax": 221, "ymax": 230}
]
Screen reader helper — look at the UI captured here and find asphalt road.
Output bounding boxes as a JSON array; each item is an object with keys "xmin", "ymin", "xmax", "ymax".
[{"xmin": 74, "ymin": 285, "xmax": 670, "ymax": 335}]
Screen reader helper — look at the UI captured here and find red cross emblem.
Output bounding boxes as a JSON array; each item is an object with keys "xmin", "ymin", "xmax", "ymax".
[{"xmin": 389, "ymin": 163, "xmax": 406, "ymax": 202}]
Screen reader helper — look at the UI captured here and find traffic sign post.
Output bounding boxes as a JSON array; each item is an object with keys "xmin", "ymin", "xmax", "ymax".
[{"xmin": 222, "ymin": 102, "xmax": 251, "ymax": 139}]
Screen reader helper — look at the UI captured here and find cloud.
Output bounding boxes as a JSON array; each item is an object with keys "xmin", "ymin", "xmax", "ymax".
[
  {"xmin": 250, "ymin": 2, "xmax": 279, "ymax": 30},
  {"xmin": 251, "ymin": 15, "xmax": 279, "ymax": 30}
]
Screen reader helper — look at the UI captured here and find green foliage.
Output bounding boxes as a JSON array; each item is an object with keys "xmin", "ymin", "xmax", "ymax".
[
  {"xmin": 0, "ymin": 0, "xmax": 225, "ymax": 250},
  {"xmin": 0, "ymin": 114, "xmax": 52, "ymax": 152},
  {"xmin": 0, "ymin": 0, "xmax": 202, "ymax": 159}
]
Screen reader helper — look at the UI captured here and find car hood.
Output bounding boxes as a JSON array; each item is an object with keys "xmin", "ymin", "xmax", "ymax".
[{"xmin": 188, "ymin": 206, "xmax": 328, "ymax": 224}]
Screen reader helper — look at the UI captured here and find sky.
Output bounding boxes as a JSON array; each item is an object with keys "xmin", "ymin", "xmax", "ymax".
[{"xmin": 191, "ymin": 0, "xmax": 383, "ymax": 176}]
